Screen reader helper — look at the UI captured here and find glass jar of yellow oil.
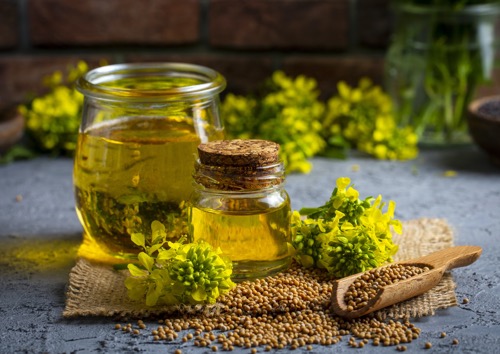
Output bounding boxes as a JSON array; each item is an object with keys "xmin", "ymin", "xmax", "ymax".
[
  {"xmin": 74, "ymin": 63, "xmax": 226, "ymax": 263},
  {"xmin": 189, "ymin": 139, "xmax": 292, "ymax": 281}
]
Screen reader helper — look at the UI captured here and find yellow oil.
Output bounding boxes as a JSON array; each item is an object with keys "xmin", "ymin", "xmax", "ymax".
[
  {"xmin": 189, "ymin": 200, "xmax": 291, "ymax": 280},
  {"xmin": 74, "ymin": 116, "xmax": 223, "ymax": 262}
]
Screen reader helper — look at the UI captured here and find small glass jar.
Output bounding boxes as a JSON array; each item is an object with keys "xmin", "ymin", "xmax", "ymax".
[
  {"xmin": 189, "ymin": 139, "xmax": 292, "ymax": 281},
  {"xmin": 74, "ymin": 62, "xmax": 226, "ymax": 263}
]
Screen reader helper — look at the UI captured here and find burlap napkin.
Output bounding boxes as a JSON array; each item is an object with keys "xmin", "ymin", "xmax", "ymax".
[{"xmin": 64, "ymin": 218, "xmax": 457, "ymax": 319}]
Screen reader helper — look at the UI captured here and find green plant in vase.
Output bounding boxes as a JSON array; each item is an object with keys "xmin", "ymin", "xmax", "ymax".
[{"xmin": 386, "ymin": 0, "xmax": 500, "ymax": 145}]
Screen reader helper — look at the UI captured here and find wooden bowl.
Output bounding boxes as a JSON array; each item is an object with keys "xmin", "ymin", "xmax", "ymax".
[{"xmin": 468, "ymin": 96, "xmax": 500, "ymax": 167}]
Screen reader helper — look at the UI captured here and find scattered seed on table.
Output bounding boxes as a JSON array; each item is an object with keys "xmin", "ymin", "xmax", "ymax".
[
  {"xmin": 462, "ymin": 298, "xmax": 470, "ymax": 304},
  {"xmin": 452, "ymin": 338, "xmax": 459, "ymax": 345},
  {"xmin": 425, "ymin": 342, "xmax": 432, "ymax": 349},
  {"xmin": 440, "ymin": 332, "xmax": 447, "ymax": 338}
]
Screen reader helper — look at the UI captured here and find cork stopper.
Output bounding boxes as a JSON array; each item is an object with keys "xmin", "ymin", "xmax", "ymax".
[
  {"xmin": 198, "ymin": 139, "xmax": 280, "ymax": 167},
  {"xmin": 194, "ymin": 139, "xmax": 284, "ymax": 191}
]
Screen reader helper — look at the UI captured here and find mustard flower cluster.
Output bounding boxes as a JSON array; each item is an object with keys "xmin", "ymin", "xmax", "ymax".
[
  {"xmin": 18, "ymin": 61, "xmax": 88, "ymax": 155},
  {"xmin": 125, "ymin": 221, "xmax": 236, "ymax": 306},
  {"xmin": 291, "ymin": 177, "xmax": 401, "ymax": 278},
  {"xmin": 222, "ymin": 71, "xmax": 326, "ymax": 173},
  {"xmin": 322, "ymin": 79, "xmax": 418, "ymax": 161}
]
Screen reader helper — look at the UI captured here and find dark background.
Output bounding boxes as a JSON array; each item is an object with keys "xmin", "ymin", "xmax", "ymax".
[{"xmin": 0, "ymin": 0, "xmax": 499, "ymax": 110}]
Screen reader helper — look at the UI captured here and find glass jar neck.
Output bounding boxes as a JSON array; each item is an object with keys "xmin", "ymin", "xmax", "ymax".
[
  {"xmin": 76, "ymin": 62, "xmax": 226, "ymax": 102},
  {"xmin": 193, "ymin": 160, "xmax": 285, "ymax": 192}
]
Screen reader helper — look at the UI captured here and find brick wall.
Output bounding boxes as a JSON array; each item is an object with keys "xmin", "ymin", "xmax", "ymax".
[{"xmin": 0, "ymin": 0, "xmax": 394, "ymax": 109}]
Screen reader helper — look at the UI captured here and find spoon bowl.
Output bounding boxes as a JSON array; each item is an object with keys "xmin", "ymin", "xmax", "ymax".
[{"xmin": 331, "ymin": 245, "xmax": 482, "ymax": 319}]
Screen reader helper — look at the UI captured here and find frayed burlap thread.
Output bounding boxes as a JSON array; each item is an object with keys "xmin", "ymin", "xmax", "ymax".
[{"xmin": 63, "ymin": 218, "xmax": 456, "ymax": 318}]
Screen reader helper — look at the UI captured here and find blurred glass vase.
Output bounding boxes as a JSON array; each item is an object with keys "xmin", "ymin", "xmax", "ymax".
[{"xmin": 385, "ymin": 2, "xmax": 500, "ymax": 146}]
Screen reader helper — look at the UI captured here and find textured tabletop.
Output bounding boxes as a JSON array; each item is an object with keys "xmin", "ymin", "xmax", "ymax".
[{"xmin": 1, "ymin": 146, "xmax": 499, "ymax": 353}]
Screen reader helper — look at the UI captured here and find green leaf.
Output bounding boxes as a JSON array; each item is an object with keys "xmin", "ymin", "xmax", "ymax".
[
  {"xmin": 0, "ymin": 145, "xmax": 36, "ymax": 164},
  {"xmin": 138, "ymin": 252, "xmax": 154, "ymax": 272},
  {"xmin": 299, "ymin": 207, "xmax": 321, "ymax": 216},
  {"xmin": 127, "ymin": 264, "xmax": 148, "ymax": 277},
  {"xmin": 124, "ymin": 278, "xmax": 147, "ymax": 301},
  {"xmin": 146, "ymin": 284, "xmax": 161, "ymax": 306},
  {"xmin": 148, "ymin": 243, "xmax": 163, "ymax": 255},
  {"xmin": 151, "ymin": 220, "xmax": 167, "ymax": 244},
  {"xmin": 157, "ymin": 248, "xmax": 177, "ymax": 261},
  {"xmin": 112, "ymin": 263, "xmax": 129, "ymax": 271},
  {"xmin": 131, "ymin": 232, "xmax": 145, "ymax": 248},
  {"xmin": 191, "ymin": 287, "xmax": 207, "ymax": 302}
]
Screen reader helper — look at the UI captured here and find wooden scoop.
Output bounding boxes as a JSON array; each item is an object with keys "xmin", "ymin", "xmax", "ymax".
[{"xmin": 331, "ymin": 245, "xmax": 482, "ymax": 319}]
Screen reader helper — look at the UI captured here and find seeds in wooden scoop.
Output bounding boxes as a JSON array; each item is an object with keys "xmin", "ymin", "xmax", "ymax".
[{"xmin": 343, "ymin": 263, "xmax": 430, "ymax": 311}]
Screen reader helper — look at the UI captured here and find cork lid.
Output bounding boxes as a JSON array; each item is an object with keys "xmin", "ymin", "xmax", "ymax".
[{"xmin": 198, "ymin": 139, "xmax": 280, "ymax": 167}]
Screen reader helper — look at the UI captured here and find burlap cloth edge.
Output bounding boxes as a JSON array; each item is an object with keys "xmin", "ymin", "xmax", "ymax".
[{"xmin": 63, "ymin": 218, "xmax": 457, "ymax": 319}]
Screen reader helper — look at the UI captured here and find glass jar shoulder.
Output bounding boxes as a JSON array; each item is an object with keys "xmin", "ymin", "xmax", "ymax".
[{"xmin": 190, "ymin": 187, "xmax": 290, "ymax": 214}]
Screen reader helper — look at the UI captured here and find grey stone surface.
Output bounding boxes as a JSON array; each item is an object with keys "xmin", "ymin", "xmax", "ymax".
[{"xmin": 1, "ymin": 146, "xmax": 499, "ymax": 353}]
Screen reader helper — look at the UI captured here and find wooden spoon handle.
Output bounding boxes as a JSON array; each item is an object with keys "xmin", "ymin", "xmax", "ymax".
[{"xmin": 402, "ymin": 245, "xmax": 482, "ymax": 271}]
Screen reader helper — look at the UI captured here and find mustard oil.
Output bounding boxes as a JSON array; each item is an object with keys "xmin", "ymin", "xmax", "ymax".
[
  {"xmin": 189, "ymin": 139, "xmax": 292, "ymax": 280},
  {"xmin": 75, "ymin": 63, "xmax": 226, "ymax": 263},
  {"xmin": 74, "ymin": 116, "xmax": 223, "ymax": 261}
]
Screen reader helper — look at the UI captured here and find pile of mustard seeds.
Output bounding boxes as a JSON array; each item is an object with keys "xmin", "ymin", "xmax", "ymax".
[{"xmin": 115, "ymin": 262, "xmax": 427, "ymax": 351}]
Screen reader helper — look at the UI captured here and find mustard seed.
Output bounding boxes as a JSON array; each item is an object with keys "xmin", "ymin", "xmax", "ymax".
[
  {"xmin": 114, "ymin": 324, "xmax": 121, "ymax": 330},
  {"xmin": 452, "ymin": 338, "xmax": 459, "ymax": 345},
  {"xmin": 344, "ymin": 264, "xmax": 429, "ymax": 311},
  {"xmin": 425, "ymin": 342, "xmax": 432, "ymax": 349},
  {"xmin": 115, "ymin": 263, "xmax": 422, "ymax": 351},
  {"xmin": 440, "ymin": 332, "xmax": 447, "ymax": 338},
  {"xmin": 462, "ymin": 297, "xmax": 470, "ymax": 304}
]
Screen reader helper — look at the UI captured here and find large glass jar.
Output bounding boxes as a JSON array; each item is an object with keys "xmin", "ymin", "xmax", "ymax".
[
  {"xmin": 189, "ymin": 139, "xmax": 292, "ymax": 281},
  {"xmin": 74, "ymin": 63, "xmax": 226, "ymax": 263},
  {"xmin": 385, "ymin": 3, "xmax": 500, "ymax": 146}
]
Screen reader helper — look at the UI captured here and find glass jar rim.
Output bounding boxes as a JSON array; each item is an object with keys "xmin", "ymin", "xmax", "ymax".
[
  {"xmin": 392, "ymin": 3, "xmax": 500, "ymax": 16},
  {"xmin": 76, "ymin": 62, "xmax": 226, "ymax": 102}
]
